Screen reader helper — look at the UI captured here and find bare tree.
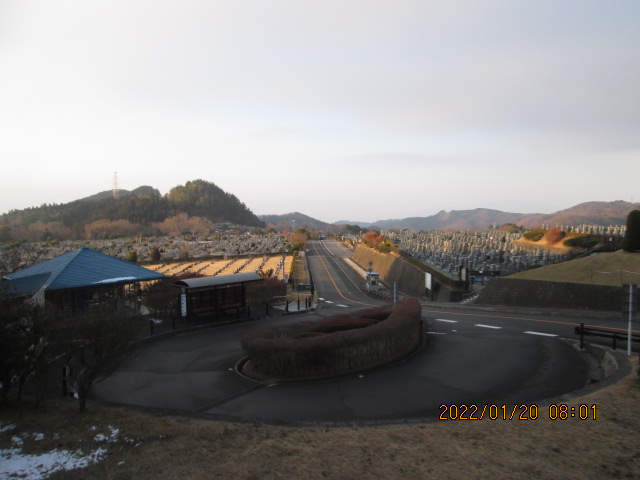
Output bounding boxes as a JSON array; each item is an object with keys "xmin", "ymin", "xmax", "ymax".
[
  {"xmin": 62, "ymin": 308, "xmax": 142, "ymax": 411},
  {"xmin": 0, "ymin": 292, "xmax": 56, "ymax": 405}
]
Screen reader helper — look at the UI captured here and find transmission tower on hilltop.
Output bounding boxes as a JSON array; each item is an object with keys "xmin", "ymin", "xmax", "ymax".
[{"xmin": 112, "ymin": 171, "xmax": 119, "ymax": 199}]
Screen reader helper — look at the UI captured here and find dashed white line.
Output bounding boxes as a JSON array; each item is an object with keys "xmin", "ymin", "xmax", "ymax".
[
  {"xmin": 337, "ymin": 304, "xmax": 349, "ymax": 308},
  {"xmin": 524, "ymin": 331, "xmax": 558, "ymax": 337},
  {"xmin": 431, "ymin": 319, "xmax": 560, "ymax": 338}
]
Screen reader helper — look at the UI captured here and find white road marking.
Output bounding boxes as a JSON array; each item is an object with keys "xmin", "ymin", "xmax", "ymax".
[
  {"xmin": 434, "ymin": 318, "xmax": 458, "ymax": 323},
  {"xmin": 524, "ymin": 331, "xmax": 558, "ymax": 337},
  {"xmin": 324, "ymin": 300, "xmax": 334, "ymax": 304},
  {"xmin": 427, "ymin": 332, "xmax": 447, "ymax": 335},
  {"xmin": 475, "ymin": 324, "xmax": 502, "ymax": 329},
  {"xmin": 337, "ymin": 304, "xmax": 349, "ymax": 308}
]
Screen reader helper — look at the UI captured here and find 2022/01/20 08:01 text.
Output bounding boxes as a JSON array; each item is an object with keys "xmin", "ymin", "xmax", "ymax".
[{"xmin": 439, "ymin": 404, "xmax": 598, "ymax": 421}]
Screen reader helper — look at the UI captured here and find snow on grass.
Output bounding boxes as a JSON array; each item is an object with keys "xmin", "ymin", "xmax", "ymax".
[
  {"xmin": 0, "ymin": 423, "xmax": 140, "ymax": 479},
  {"xmin": 93, "ymin": 426, "xmax": 119, "ymax": 443},
  {"xmin": 0, "ymin": 445, "xmax": 107, "ymax": 480}
]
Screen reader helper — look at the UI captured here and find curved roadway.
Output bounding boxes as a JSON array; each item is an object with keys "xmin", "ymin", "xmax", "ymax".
[{"xmin": 93, "ymin": 240, "xmax": 633, "ymax": 425}]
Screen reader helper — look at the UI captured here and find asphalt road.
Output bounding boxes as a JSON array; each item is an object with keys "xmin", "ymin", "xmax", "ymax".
[{"xmin": 93, "ymin": 240, "xmax": 633, "ymax": 425}]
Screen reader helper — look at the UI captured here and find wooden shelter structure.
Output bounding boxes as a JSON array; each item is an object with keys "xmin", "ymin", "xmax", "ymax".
[
  {"xmin": 1, "ymin": 247, "xmax": 167, "ymax": 316},
  {"xmin": 173, "ymin": 272, "xmax": 263, "ymax": 321}
]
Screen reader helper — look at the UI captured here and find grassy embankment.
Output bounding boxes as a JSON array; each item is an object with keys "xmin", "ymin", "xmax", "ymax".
[{"xmin": 508, "ymin": 249, "xmax": 640, "ymax": 287}]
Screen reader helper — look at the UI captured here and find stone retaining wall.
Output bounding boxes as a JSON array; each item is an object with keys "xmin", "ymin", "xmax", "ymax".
[{"xmin": 475, "ymin": 278, "xmax": 623, "ymax": 311}]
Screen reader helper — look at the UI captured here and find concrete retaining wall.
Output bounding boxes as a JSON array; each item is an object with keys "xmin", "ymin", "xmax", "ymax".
[
  {"xmin": 352, "ymin": 246, "xmax": 427, "ymax": 297},
  {"xmin": 475, "ymin": 278, "xmax": 623, "ymax": 311}
]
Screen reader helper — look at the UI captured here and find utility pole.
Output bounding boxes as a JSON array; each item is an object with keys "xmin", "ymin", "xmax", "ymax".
[
  {"xmin": 626, "ymin": 284, "xmax": 637, "ymax": 356},
  {"xmin": 112, "ymin": 171, "xmax": 119, "ymax": 199}
]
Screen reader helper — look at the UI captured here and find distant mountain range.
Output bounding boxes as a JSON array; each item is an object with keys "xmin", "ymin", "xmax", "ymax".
[
  {"xmin": 1, "ymin": 178, "xmax": 635, "ymax": 243},
  {"xmin": 262, "ymin": 201, "xmax": 637, "ymax": 232}
]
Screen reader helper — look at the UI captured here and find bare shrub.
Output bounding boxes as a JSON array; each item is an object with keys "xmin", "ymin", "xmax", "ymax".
[{"xmin": 543, "ymin": 227, "xmax": 565, "ymax": 244}]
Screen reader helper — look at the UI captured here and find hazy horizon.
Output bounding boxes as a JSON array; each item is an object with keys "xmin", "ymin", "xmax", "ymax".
[
  {"xmin": 1, "ymin": 182, "xmax": 635, "ymax": 226},
  {"xmin": 1, "ymin": 1, "xmax": 638, "ymax": 223}
]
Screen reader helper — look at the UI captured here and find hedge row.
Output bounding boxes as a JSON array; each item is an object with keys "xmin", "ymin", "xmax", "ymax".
[{"xmin": 241, "ymin": 299, "xmax": 423, "ymax": 380}]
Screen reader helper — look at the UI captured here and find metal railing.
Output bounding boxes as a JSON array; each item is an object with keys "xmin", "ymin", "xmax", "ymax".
[{"xmin": 575, "ymin": 323, "xmax": 640, "ymax": 351}]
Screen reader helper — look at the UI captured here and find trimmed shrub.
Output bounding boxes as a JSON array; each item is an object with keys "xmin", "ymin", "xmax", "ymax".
[
  {"xmin": 293, "ymin": 331, "xmax": 326, "ymax": 339},
  {"xmin": 311, "ymin": 317, "xmax": 381, "ymax": 334},
  {"xmin": 523, "ymin": 229, "xmax": 545, "ymax": 241},
  {"xmin": 543, "ymin": 227, "xmax": 565, "ymax": 244},
  {"xmin": 241, "ymin": 299, "xmax": 423, "ymax": 380},
  {"xmin": 622, "ymin": 210, "xmax": 640, "ymax": 252},
  {"xmin": 563, "ymin": 234, "xmax": 601, "ymax": 249}
]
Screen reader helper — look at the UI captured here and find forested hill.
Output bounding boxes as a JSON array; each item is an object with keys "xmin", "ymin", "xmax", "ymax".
[{"xmin": 0, "ymin": 179, "xmax": 264, "ymax": 241}]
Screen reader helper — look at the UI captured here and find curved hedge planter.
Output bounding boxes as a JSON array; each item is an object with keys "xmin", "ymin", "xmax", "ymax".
[{"xmin": 241, "ymin": 298, "xmax": 423, "ymax": 381}]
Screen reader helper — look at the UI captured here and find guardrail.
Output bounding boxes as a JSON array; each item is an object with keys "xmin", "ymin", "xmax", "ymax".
[{"xmin": 575, "ymin": 323, "xmax": 640, "ymax": 351}]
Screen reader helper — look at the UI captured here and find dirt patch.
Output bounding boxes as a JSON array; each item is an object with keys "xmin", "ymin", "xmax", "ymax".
[{"xmin": 513, "ymin": 237, "xmax": 574, "ymax": 254}]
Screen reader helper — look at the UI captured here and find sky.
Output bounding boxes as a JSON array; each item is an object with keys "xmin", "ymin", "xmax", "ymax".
[{"xmin": 1, "ymin": 1, "xmax": 638, "ymax": 224}]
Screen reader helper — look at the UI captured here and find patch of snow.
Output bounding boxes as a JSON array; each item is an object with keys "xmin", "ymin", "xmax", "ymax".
[
  {"xmin": 0, "ymin": 424, "xmax": 15, "ymax": 434},
  {"xmin": 93, "ymin": 433, "xmax": 110, "ymax": 443},
  {"xmin": 94, "ymin": 426, "xmax": 120, "ymax": 443},
  {"xmin": 0, "ymin": 424, "xmax": 143, "ymax": 479},
  {"xmin": 0, "ymin": 446, "xmax": 107, "ymax": 480},
  {"xmin": 92, "ymin": 276, "xmax": 137, "ymax": 285}
]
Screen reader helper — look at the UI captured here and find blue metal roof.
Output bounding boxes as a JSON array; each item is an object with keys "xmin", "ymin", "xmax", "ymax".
[
  {"xmin": 0, "ymin": 273, "xmax": 51, "ymax": 297},
  {"xmin": 4, "ymin": 247, "xmax": 167, "ymax": 291}
]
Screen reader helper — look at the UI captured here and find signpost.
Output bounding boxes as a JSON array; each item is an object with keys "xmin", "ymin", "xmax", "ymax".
[{"xmin": 180, "ymin": 293, "xmax": 187, "ymax": 318}]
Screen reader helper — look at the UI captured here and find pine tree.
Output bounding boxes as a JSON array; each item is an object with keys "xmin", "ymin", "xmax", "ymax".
[{"xmin": 622, "ymin": 209, "xmax": 640, "ymax": 252}]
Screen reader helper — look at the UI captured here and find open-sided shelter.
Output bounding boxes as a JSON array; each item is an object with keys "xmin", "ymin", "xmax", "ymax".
[
  {"xmin": 173, "ymin": 272, "xmax": 263, "ymax": 321},
  {"xmin": 1, "ymin": 247, "xmax": 167, "ymax": 315}
]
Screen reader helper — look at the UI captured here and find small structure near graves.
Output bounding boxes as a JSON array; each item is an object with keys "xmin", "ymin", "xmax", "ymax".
[
  {"xmin": 241, "ymin": 298, "xmax": 423, "ymax": 381},
  {"xmin": 173, "ymin": 272, "xmax": 263, "ymax": 321}
]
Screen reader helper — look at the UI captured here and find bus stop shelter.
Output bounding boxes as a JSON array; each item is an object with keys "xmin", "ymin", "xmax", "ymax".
[{"xmin": 173, "ymin": 272, "xmax": 263, "ymax": 321}]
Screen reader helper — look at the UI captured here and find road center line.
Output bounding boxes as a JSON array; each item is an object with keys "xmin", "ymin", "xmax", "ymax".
[
  {"xmin": 475, "ymin": 324, "xmax": 502, "ymax": 329},
  {"xmin": 434, "ymin": 318, "xmax": 458, "ymax": 323}
]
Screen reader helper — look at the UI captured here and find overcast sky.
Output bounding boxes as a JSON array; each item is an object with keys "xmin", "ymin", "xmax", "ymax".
[{"xmin": 1, "ymin": 1, "xmax": 638, "ymax": 223}]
